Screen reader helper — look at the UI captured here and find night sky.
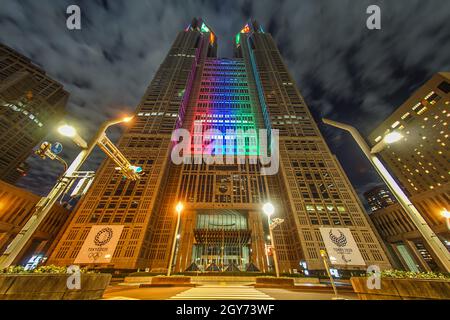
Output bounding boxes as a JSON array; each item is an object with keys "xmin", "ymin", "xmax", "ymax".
[{"xmin": 0, "ymin": 0, "xmax": 449, "ymax": 208}]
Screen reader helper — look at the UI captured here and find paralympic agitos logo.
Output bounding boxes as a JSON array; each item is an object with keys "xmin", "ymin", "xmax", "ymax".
[{"xmin": 329, "ymin": 229, "xmax": 347, "ymax": 247}]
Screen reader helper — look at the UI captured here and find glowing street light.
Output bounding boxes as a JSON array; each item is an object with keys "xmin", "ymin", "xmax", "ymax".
[
  {"xmin": 0, "ymin": 115, "xmax": 137, "ymax": 269},
  {"xmin": 176, "ymin": 202, "xmax": 184, "ymax": 214},
  {"xmin": 122, "ymin": 116, "xmax": 134, "ymax": 123},
  {"xmin": 57, "ymin": 124, "xmax": 87, "ymax": 149},
  {"xmin": 322, "ymin": 118, "xmax": 450, "ymax": 272},
  {"xmin": 263, "ymin": 202, "xmax": 281, "ymax": 277},
  {"xmin": 263, "ymin": 202, "xmax": 275, "ymax": 217},
  {"xmin": 442, "ymin": 209, "xmax": 450, "ymax": 231},
  {"xmin": 168, "ymin": 202, "xmax": 183, "ymax": 276},
  {"xmin": 320, "ymin": 250, "xmax": 342, "ymax": 300},
  {"xmin": 57, "ymin": 124, "xmax": 76, "ymax": 137}
]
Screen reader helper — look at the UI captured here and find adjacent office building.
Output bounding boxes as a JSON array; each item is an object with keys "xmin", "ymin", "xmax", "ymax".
[
  {"xmin": 0, "ymin": 44, "xmax": 68, "ymax": 184},
  {"xmin": 364, "ymin": 185, "xmax": 397, "ymax": 213},
  {"xmin": 368, "ymin": 72, "xmax": 450, "ymax": 271},
  {"xmin": 0, "ymin": 180, "xmax": 71, "ymax": 267},
  {"xmin": 48, "ymin": 19, "xmax": 391, "ymax": 273}
]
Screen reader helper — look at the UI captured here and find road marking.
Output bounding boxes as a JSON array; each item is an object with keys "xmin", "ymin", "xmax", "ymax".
[{"xmin": 168, "ymin": 286, "xmax": 274, "ymax": 300}]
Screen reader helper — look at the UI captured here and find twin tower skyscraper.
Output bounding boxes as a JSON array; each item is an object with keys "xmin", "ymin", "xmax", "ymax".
[{"xmin": 48, "ymin": 19, "xmax": 391, "ymax": 273}]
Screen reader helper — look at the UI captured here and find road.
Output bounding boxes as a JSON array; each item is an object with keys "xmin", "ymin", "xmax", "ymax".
[{"xmin": 103, "ymin": 284, "xmax": 357, "ymax": 300}]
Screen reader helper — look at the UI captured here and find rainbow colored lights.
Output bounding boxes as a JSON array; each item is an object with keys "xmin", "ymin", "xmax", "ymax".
[
  {"xmin": 200, "ymin": 22, "xmax": 210, "ymax": 33},
  {"xmin": 191, "ymin": 59, "xmax": 259, "ymax": 156},
  {"xmin": 240, "ymin": 24, "xmax": 250, "ymax": 33}
]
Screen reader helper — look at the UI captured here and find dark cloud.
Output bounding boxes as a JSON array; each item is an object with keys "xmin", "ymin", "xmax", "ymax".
[{"xmin": 0, "ymin": 0, "xmax": 449, "ymax": 208}]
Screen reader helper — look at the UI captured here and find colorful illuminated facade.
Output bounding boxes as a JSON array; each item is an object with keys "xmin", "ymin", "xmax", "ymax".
[{"xmin": 48, "ymin": 19, "xmax": 391, "ymax": 273}]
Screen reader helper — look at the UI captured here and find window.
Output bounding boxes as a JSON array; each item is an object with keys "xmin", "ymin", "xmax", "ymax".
[{"xmin": 437, "ymin": 81, "xmax": 450, "ymax": 94}]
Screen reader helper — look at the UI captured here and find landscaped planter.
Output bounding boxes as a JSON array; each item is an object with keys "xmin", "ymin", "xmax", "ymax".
[
  {"xmin": 143, "ymin": 276, "xmax": 193, "ymax": 287},
  {"xmin": 0, "ymin": 273, "xmax": 111, "ymax": 300},
  {"xmin": 351, "ymin": 276, "xmax": 450, "ymax": 300},
  {"xmin": 255, "ymin": 277, "xmax": 294, "ymax": 288}
]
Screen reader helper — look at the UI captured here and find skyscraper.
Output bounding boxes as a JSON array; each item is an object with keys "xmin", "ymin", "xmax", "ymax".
[
  {"xmin": 368, "ymin": 73, "xmax": 449, "ymax": 271},
  {"xmin": 364, "ymin": 185, "xmax": 397, "ymax": 213},
  {"xmin": 0, "ymin": 44, "xmax": 69, "ymax": 184},
  {"xmin": 48, "ymin": 19, "xmax": 391, "ymax": 273},
  {"xmin": 0, "ymin": 180, "xmax": 71, "ymax": 267}
]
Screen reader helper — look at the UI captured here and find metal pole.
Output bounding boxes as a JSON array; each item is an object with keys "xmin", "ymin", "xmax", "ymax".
[
  {"xmin": 167, "ymin": 211, "xmax": 181, "ymax": 277},
  {"xmin": 268, "ymin": 216, "xmax": 280, "ymax": 278},
  {"xmin": 322, "ymin": 118, "xmax": 450, "ymax": 272},
  {"xmin": 320, "ymin": 250, "xmax": 340, "ymax": 299},
  {"xmin": 0, "ymin": 119, "xmax": 127, "ymax": 269}
]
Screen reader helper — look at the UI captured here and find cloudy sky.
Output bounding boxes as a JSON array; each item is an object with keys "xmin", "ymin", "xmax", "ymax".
[{"xmin": 0, "ymin": 0, "xmax": 449, "ymax": 207}]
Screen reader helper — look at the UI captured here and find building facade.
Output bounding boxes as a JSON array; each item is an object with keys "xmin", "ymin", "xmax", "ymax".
[
  {"xmin": 0, "ymin": 43, "xmax": 68, "ymax": 184},
  {"xmin": 364, "ymin": 185, "xmax": 397, "ymax": 213},
  {"xmin": 0, "ymin": 180, "xmax": 71, "ymax": 267},
  {"xmin": 48, "ymin": 19, "xmax": 391, "ymax": 273},
  {"xmin": 368, "ymin": 72, "xmax": 450, "ymax": 271}
]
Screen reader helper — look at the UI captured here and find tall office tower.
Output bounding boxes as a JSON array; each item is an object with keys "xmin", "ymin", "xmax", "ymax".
[
  {"xmin": 368, "ymin": 73, "xmax": 449, "ymax": 271},
  {"xmin": 48, "ymin": 19, "xmax": 391, "ymax": 272},
  {"xmin": 0, "ymin": 44, "xmax": 69, "ymax": 184},
  {"xmin": 364, "ymin": 185, "xmax": 397, "ymax": 213},
  {"xmin": 0, "ymin": 180, "xmax": 71, "ymax": 267}
]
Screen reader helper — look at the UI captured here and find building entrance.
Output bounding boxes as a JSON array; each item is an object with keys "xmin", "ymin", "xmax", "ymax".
[{"xmin": 190, "ymin": 210, "xmax": 251, "ymax": 271}]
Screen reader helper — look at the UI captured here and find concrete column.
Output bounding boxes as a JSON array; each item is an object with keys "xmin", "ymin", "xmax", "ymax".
[{"xmin": 248, "ymin": 211, "xmax": 268, "ymax": 272}]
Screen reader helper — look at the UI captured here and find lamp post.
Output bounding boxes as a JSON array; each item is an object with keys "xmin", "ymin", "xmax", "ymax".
[
  {"xmin": 322, "ymin": 118, "xmax": 450, "ymax": 272},
  {"xmin": 263, "ymin": 202, "xmax": 281, "ymax": 277},
  {"xmin": 167, "ymin": 202, "xmax": 183, "ymax": 276},
  {"xmin": 442, "ymin": 209, "xmax": 450, "ymax": 231},
  {"xmin": 320, "ymin": 250, "xmax": 341, "ymax": 300},
  {"xmin": 0, "ymin": 116, "xmax": 137, "ymax": 269}
]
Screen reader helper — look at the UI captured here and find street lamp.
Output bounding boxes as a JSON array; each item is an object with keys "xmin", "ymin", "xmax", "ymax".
[
  {"xmin": 263, "ymin": 201, "xmax": 281, "ymax": 278},
  {"xmin": 322, "ymin": 118, "xmax": 450, "ymax": 272},
  {"xmin": 57, "ymin": 124, "xmax": 76, "ymax": 137},
  {"xmin": 320, "ymin": 250, "xmax": 343, "ymax": 300},
  {"xmin": 167, "ymin": 202, "xmax": 183, "ymax": 276},
  {"xmin": 442, "ymin": 209, "xmax": 450, "ymax": 231},
  {"xmin": 57, "ymin": 124, "xmax": 88, "ymax": 149},
  {"xmin": 0, "ymin": 116, "xmax": 137, "ymax": 269}
]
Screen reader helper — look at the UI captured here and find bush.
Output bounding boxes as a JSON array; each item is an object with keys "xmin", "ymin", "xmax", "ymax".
[
  {"xmin": 0, "ymin": 265, "xmax": 95, "ymax": 274},
  {"xmin": 256, "ymin": 276, "xmax": 294, "ymax": 280},
  {"xmin": 366, "ymin": 269, "xmax": 450, "ymax": 280}
]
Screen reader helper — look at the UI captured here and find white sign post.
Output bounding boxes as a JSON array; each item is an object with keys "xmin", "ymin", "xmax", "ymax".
[
  {"xmin": 74, "ymin": 225, "xmax": 124, "ymax": 264},
  {"xmin": 319, "ymin": 227, "xmax": 366, "ymax": 266}
]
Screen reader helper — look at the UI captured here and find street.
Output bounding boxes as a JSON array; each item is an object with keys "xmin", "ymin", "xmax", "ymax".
[{"xmin": 103, "ymin": 284, "xmax": 358, "ymax": 300}]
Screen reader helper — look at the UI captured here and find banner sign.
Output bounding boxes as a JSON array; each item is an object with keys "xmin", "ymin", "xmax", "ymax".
[
  {"xmin": 319, "ymin": 227, "xmax": 366, "ymax": 266},
  {"xmin": 74, "ymin": 225, "xmax": 124, "ymax": 264}
]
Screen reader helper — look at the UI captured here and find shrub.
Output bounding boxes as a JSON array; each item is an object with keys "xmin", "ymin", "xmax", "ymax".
[
  {"xmin": 0, "ymin": 265, "xmax": 95, "ymax": 274},
  {"xmin": 366, "ymin": 269, "xmax": 450, "ymax": 280}
]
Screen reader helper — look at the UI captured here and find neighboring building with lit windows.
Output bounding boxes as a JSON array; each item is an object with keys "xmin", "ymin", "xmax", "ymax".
[
  {"xmin": 48, "ymin": 19, "xmax": 391, "ymax": 273},
  {"xmin": 0, "ymin": 43, "xmax": 68, "ymax": 184},
  {"xmin": 364, "ymin": 185, "xmax": 396, "ymax": 213},
  {"xmin": 368, "ymin": 72, "xmax": 450, "ymax": 272},
  {"xmin": 0, "ymin": 180, "xmax": 71, "ymax": 267}
]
